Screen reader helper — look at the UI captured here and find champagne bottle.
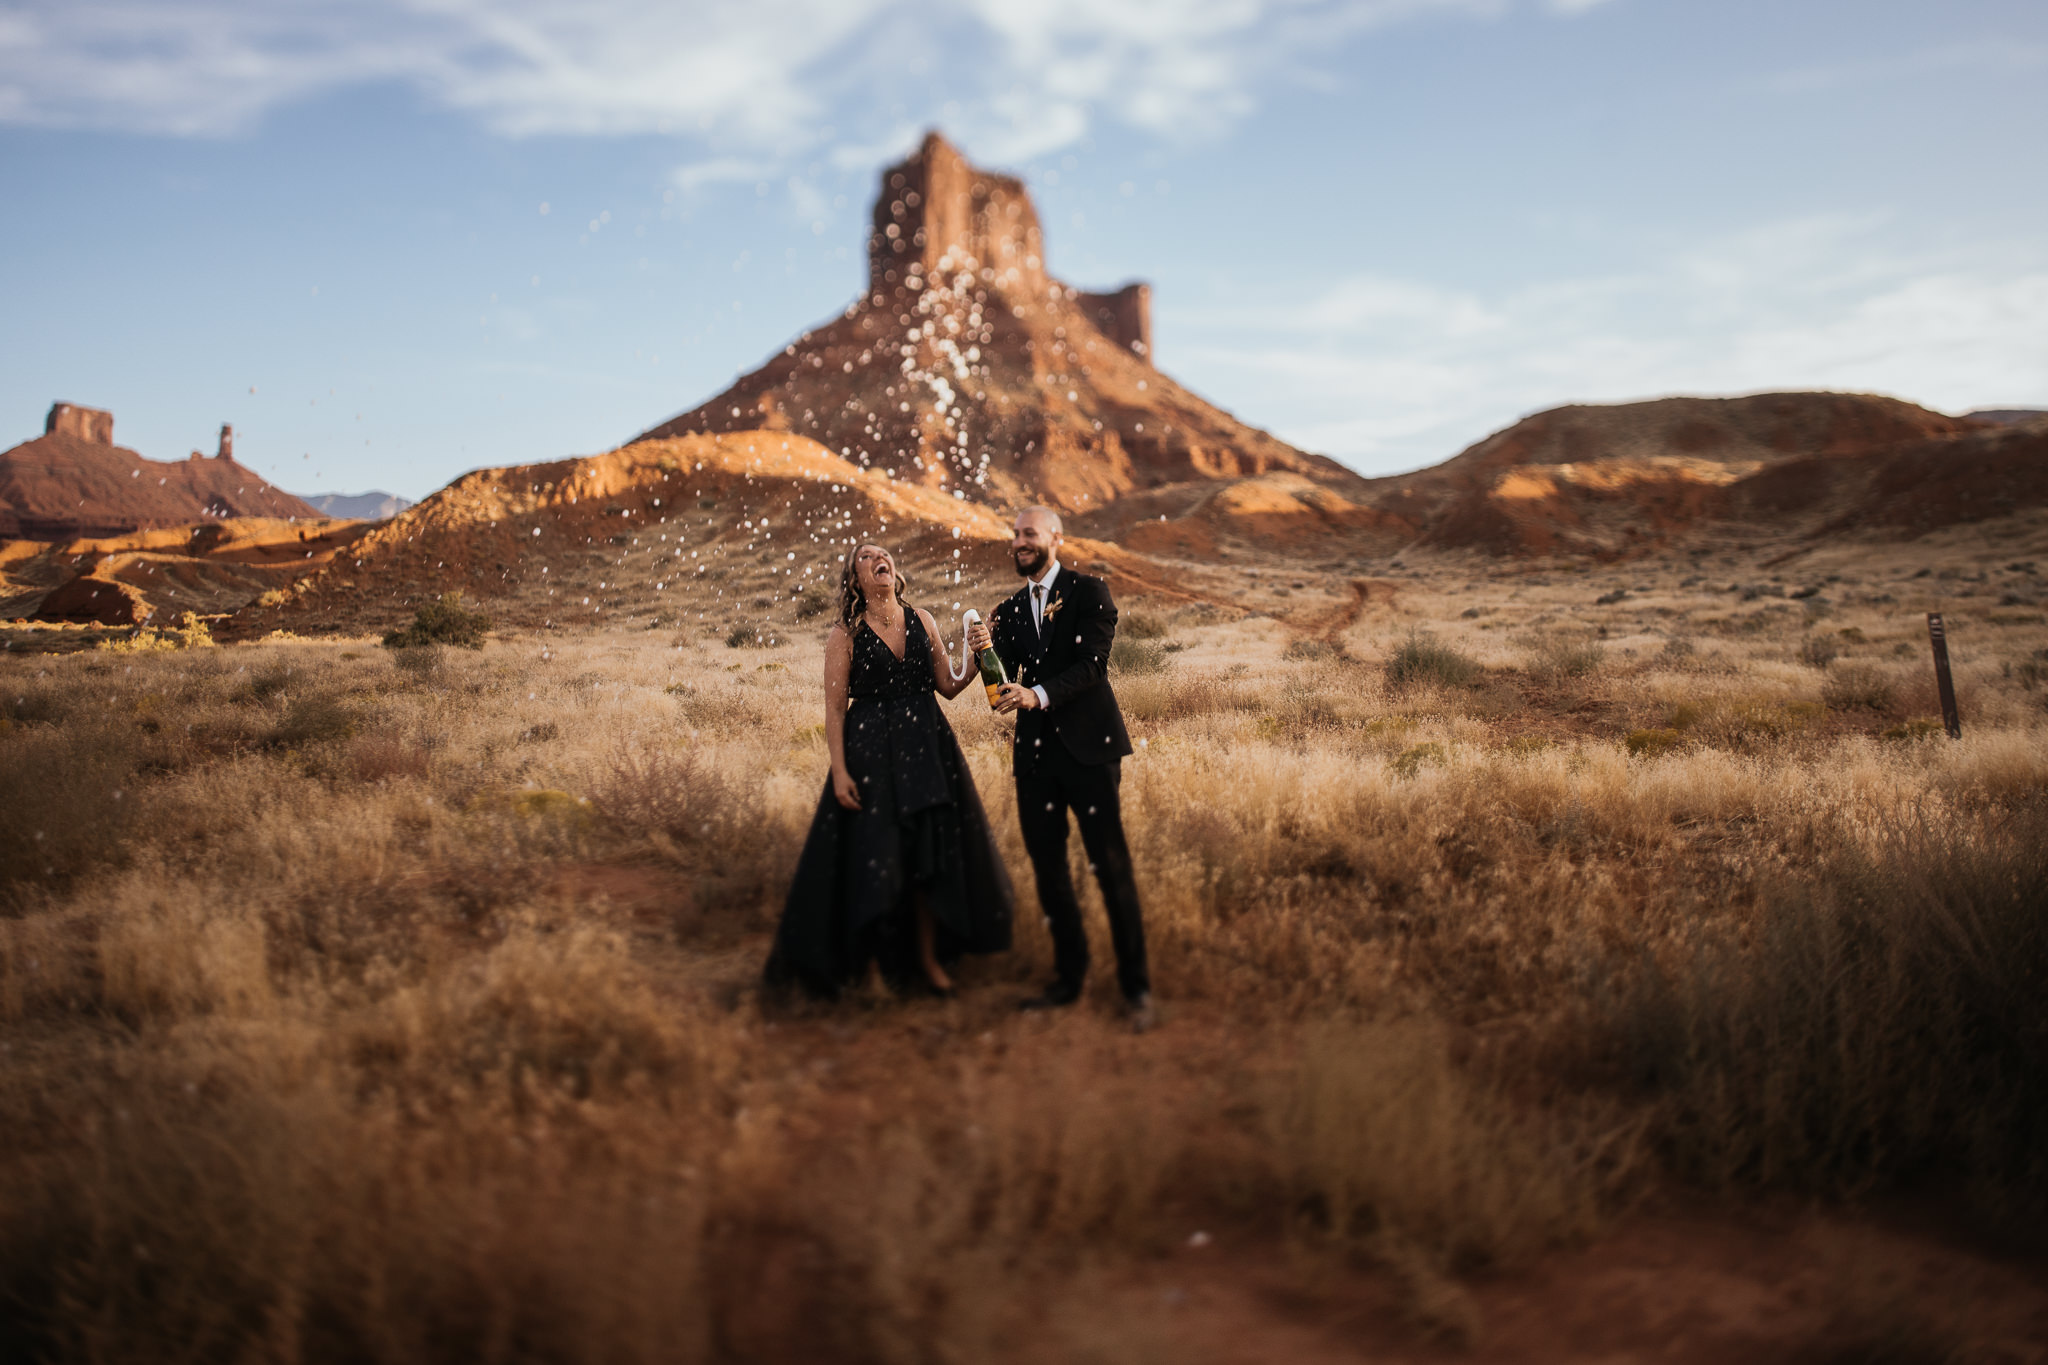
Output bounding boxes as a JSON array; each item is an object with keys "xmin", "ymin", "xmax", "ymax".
[{"xmin": 960, "ymin": 609, "xmax": 1008, "ymax": 708}]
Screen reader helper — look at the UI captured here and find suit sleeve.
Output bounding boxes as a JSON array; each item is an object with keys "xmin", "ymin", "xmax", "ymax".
[{"xmin": 1037, "ymin": 578, "xmax": 1117, "ymax": 710}]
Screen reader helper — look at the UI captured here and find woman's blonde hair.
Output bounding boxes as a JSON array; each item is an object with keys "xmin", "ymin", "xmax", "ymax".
[{"xmin": 839, "ymin": 542, "xmax": 910, "ymax": 629}]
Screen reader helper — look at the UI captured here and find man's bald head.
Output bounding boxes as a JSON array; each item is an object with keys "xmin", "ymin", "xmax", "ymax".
[{"xmin": 1015, "ymin": 505, "xmax": 1063, "ymax": 536}]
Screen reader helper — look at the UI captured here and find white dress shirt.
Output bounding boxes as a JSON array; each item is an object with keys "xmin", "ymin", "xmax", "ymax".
[{"xmin": 1026, "ymin": 559, "xmax": 1060, "ymax": 711}]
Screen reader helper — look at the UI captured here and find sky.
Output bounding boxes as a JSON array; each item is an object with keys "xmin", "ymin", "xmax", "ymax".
[{"xmin": 1, "ymin": 0, "xmax": 2043, "ymax": 501}]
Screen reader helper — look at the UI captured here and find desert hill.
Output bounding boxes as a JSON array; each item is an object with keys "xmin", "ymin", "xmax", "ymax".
[
  {"xmin": 635, "ymin": 133, "xmax": 1374, "ymax": 538},
  {"xmin": 228, "ymin": 427, "xmax": 1264, "ymax": 643},
  {"xmin": 4, "ymin": 516, "xmax": 376, "ymax": 625},
  {"xmin": 230, "ymin": 431, "xmax": 1031, "ymax": 641},
  {"xmin": 1, "ymin": 403, "xmax": 321, "ymax": 540},
  {"xmin": 1349, "ymin": 392, "xmax": 2042, "ymax": 558}
]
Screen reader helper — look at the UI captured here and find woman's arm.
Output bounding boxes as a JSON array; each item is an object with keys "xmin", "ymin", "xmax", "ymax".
[
  {"xmin": 922, "ymin": 607, "xmax": 975, "ymax": 699},
  {"xmin": 823, "ymin": 625, "xmax": 860, "ymax": 809}
]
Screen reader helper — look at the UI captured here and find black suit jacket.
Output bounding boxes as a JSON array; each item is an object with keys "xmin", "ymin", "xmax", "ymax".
[{"xmin": 989, "ymin": 568, "xmax": 1134, "ymax": 773}]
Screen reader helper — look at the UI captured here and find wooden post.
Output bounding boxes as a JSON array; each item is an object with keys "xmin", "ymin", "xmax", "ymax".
[{"xmin": 1926, "ymin": 612, "xmax": 1961, "ymax": 740}]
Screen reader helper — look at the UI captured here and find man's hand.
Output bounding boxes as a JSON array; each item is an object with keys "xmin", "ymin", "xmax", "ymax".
[
  {"xmin": 967, "ymin": 621, "xmax": 992, "ymax": 653},
  {"xmin": 994, "ymin": 682, "xmax": 1039, "ymax": 714}
]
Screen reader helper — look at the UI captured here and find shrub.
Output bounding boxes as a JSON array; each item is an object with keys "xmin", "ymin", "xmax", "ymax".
[
  {"xmin": 236, "ymin": 663, "xmax": 293, "ymax": 702},
  {"xmin": 1108, "ymin": 637, "xmax": 1169, "ymax": 675},
  {"xmin": 382, "ymin": 595, "xmax": 490, "ymax": 650},
  {"xmin": 1277, "ymin": 1021, "xmax": 1600, "ymax": 1270},
  {"xmin": 1385, "ymin": 631, "xmax": 1480, "ymax": 690},
  {"xmin": 1591, "ymin": 806, "xmax": 2048, "ymax": 1219},
  {"xmin": 1121, "ymin": 611, "xmax": 1169, "ymax": 641},
  {"xmin": 1283, "ymin": 638, "xmax": 1341, "ymax": 663},
  {"xmin": 1529, "ymin": 635, "xmax": 1604, "ymax": 683},
  {"xmin": 96, "ymin": 612, "xmax": 215, "ymax": 653},
  {"xmin": 1882, "ymin": 718, "xmax": 1945, "ymax": 743},
  {"xmin": 1797, "ymin": 635, "xmax": 1842, "ymax": 669},
  {"xmin": 589, "ymin": 745, "xmax": 757, "ymax": 848},
  {"xmin": 0, "ymin": 721, "xmax": 143, "ymax": 909},
  {"xmin": 1625, "ymin": 728, "xmax": 1684, "ymax": 759},
  {"xmin": 389, "ymin": 645, "xmax": 443, "ymax": 681},
  {"xmin": 1392, "ymin": 742, "xmax": 1447, "ymax": 779},
  {"xmin": 1821, "ymin": 663, "xmax": 1896, "ymax": 712},
  {"xmin": 268, "ymin": 694, "xmax": 357, "ymax": 749}
]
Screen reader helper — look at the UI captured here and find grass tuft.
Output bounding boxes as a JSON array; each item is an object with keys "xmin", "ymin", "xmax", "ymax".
[{"xmin": 1386, "ymin": 631, "xmax": 1481, "ymax": 690}]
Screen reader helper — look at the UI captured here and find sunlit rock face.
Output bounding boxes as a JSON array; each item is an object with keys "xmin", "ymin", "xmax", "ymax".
[{"xmin": 635, "ymin": 131, "xmax": 1356, "ymax": 518}]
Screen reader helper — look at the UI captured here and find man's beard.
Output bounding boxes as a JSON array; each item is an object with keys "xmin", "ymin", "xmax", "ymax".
[{"xmin": 1012, "ymin": 545, "xmax": 1047, "ymax": 578}]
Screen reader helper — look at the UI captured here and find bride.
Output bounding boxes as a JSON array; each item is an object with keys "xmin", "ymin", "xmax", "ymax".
[{"xmin": 764, "ymin": 542, "xmax": 1014, "ymax": 999}]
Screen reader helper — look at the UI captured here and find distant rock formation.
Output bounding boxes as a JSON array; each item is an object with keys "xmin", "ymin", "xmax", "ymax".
[
  {"xmin": 1, "ymin": 402, "xmax": 322, "ymax": 540},
  {"xmin": 46, "ymin": 402, "xmax": 115, "ymax": 445},
  {"xmin": 296, "ymin": 490, "xmax": 414, "ymax": 521},
  {"xmin": 1965, "ymin": 408, "xmax": 2048, "ymax": 427},
  {"xmin": 635, "ymin": 131, "xmax": 1363, "ymax": 518},
  {"xmin": 1074, "ymin": 283, "xmax": 1151, "ymax": 359}
]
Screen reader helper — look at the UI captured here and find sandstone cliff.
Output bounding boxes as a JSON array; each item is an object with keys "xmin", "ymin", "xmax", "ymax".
[{"xmin": 634, "ymin": 133, "xmax": 1366, "ymax": 522}]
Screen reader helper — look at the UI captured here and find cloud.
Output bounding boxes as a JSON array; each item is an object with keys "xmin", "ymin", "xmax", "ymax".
[
  {"xmin": 1176, "ymin": 215, "xmax": 2048, "ymax": 475},
  {"xmin": 670, "ymin": 156, "xmax": 782, "ymax": 194},
  {"xmin": 1768, "ymin": 38, "xmax": 2048, "ymax": 95},
  {"xmin": 0, "ymin": 0, "xmax": 1540, "ymax": 157}
]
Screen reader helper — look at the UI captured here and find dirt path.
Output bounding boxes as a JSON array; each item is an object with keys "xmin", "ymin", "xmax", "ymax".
[{"xmin": 1292, "ymin": 577, "xmax": 1400, "ymax": 645}]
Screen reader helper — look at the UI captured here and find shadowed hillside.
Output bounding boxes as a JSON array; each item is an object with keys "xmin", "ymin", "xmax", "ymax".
[{"xmin": 1360, "ymin": 393, "xmax": 2043, "ymax": 558}]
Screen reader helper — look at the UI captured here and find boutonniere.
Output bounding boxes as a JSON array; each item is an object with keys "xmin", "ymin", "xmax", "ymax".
[{"xmin": 1044, "ymin": 595, "xmax": 1065, "ymax": 621}]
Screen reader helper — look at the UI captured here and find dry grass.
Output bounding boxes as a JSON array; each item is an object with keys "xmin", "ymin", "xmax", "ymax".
[{"xmin": 4, "ymin": 535, "xmax": 2047, "ymax": 1360}]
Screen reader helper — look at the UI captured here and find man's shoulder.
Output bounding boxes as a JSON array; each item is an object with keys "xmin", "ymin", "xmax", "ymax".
[{"xmin": 1053, "ymin": 569, "xmax": 1111, "ymax": 602}]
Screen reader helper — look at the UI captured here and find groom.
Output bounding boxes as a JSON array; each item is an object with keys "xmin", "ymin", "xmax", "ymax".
[{"xmin": 968, "ymin": 507, "xmax": 1154, "ymax": 1032}]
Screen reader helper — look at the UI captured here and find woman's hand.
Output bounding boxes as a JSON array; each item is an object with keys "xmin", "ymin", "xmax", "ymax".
[{"xmin": 832, "ymin": 767, "xmax": 862, "ymax": 811}]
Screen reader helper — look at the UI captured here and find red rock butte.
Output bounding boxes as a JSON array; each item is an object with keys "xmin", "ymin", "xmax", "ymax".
[
  {"xmin": 1, "ymin": 402, "xmax": 319, "ymax": 541},
  {"xmin": 635, "ymin": 131, "xmax": 1366, "ymax": 517}
]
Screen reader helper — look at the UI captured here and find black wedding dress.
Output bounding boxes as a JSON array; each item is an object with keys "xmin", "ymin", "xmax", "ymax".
[{"xmin": 764, "ymin": 612, "xmax": 1015, "ymax": 998}]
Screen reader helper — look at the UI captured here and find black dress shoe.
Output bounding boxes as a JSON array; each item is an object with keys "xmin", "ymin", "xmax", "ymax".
[{"xmin": 1017, "ymin": 984, "xmax": 1081, "ymax": 1012}]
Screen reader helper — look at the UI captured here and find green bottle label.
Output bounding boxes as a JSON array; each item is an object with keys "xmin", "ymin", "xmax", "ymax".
[{"xmin": 978, "ymin": 646, "xmax": 1006, "ymax": 707}]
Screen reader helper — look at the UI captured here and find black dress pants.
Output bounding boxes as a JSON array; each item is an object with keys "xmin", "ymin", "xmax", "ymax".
[{"xmin": 1015, "ymin": 744, "xmax": 1149, "ymax": 1000}]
